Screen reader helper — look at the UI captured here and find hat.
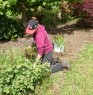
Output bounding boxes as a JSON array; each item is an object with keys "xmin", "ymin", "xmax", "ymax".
[{"xmin": 26, "ymin": 20, "xmax": 38, "ymax": 34}]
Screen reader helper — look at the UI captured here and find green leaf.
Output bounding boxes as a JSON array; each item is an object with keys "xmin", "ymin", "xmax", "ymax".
[
  {"xmin": 6, "ymin": 67, "xmax": 12, "ymax": 72},
  {"xmin": 3, "ymin": 87, "xmax": 10, "ymax": 94},
  {"xmin": 16, "ymin": 64, "xmax": 22, "ymax": 69},
  {"xmin": 27, "ymin": 85, "xmax": 34, "ymax": 90},
  {"xmin": 43, "ymin": 2, "xmax": 46, "ymax": 6},
  {"xmin": 24, "ymin": 80, "xmax": 27, "ymax": 86},
  {"xmin": 0, "ymin": 88, "xmax": 2, "ymax": 94}
]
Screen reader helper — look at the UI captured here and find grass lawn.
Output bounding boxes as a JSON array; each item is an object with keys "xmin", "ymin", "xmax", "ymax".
[
  {"xmin": 35, "ymin": 44, "xmax": 93, "ymax": 95},
  {"xmin": 0, "ymin": 43, "xmax": 93, "ymax": 95}
]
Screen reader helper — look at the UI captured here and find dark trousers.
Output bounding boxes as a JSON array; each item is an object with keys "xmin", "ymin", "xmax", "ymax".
[
  {"xmin": 41, "ymin": 50, "xmax": 64, "ymax": 73},
  {"xmin": 41, "ymin": 51, "xmax": 53, "ymax": 63}
]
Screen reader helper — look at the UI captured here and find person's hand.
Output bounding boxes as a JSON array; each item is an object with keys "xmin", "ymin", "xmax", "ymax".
[
  {"xmin": 33, "ymin": 59, "xmax": 39, "ymax": 67},
  {"xmin": 36, "ymin": 54, "xmax": 42, "ymax": 61},
  {"xmin": 33, "ymin": 62, "xmax": 37, "ymax": 67},
  {"xmin": 33, "ymin": 56, "xmax": 42, "ymax": 67}
]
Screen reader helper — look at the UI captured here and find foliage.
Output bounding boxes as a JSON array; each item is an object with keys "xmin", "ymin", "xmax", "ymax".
[
  {"xmin": 72, "ymin": 0, "xmax": 93, "ymax": 27},
  {"xmin": 3, "ymin": 0, "xmax": 61, "ymax": 25},
  {"xmin": 42, "ymin": 7, "xmax": 59, "ymax": 30},
  {"xmin": 68, "ymin": 0, "xmax": 83, "ymax": 3},
  {"xmin": 0, "ymin": 50, "xmax": 50, "ymax": 95},
  {"xmin": 0, "ymin": 0, "xmax": 86, "ymax": 39},
  {"xmin": 53, "ymin": 34, "xmax": 64, "ymax": 47},
  {"xmin": 0, "ymin": 15, "xmax": 24, "ymax": 40},
  {"xmin": 59, "ymin": 1, "xmax": 73, "ymax": 23},
  {"xmin": 25, "ymin": 43, "xmax": 37, "ymax": 60},
  {"xmin": 56, "ymin": 0, "xmax": 83, "ymax": 24},
  {"xmin": 0, "ymin": 0, "xmax": 24, "ymax": 40},
  {"xmin": 0, "ymin": 0, "xmax": 9, "ymax": 15},
  {"xmin": 0, "ymin": 0, "xmax": 62, "ymax": 39},
  {"xmin": 41, "ymin": 0, "xmax": 83, "ymax": 29},
  {"xmin": 83, "ymin": 0, "xmax": 93, "ymax": 17}
]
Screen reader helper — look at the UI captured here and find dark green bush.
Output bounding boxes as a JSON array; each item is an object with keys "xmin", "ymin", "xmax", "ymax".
[
  {"xmin": 41, "ymin": 1, "xmax": 74, "ymax": 30},
  {"xmin": 0, "ymin": 15, "xmax": 24, "ymax": 40},
  {"xmin": 42, "ymin": 12, "xmax": 56, "ymax": 30},
  {"xmin": 42, "ymin": 9, "xmax": 59, "ymax": 30},
  {"xmin": 27, "ymin": 6, "xmax": 59, "ymax": 30}
]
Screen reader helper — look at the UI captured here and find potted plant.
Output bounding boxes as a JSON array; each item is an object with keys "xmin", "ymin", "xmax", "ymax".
[{"xmin": 53, "ymin": 34, "xmax": 64, "ymax": 53}]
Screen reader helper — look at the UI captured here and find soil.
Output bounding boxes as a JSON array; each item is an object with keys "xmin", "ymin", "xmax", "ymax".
[{"xmin": 0, "ymin": 21, "xmax": 93, "ymax": 61}]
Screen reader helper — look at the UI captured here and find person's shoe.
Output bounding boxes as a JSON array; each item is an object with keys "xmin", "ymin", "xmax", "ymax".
[
  {"xmin": 50, "ymin": 62, "xmax": 64, "ymax": 73},
  {"xmin": 62, "ymin": 60, "xmax": 70, "ymax": 70}
]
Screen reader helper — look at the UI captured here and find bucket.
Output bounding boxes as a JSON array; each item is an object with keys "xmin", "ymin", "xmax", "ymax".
[{"xmin": 54, "ymin": 43, "xmax": 64, "ymax": 53}]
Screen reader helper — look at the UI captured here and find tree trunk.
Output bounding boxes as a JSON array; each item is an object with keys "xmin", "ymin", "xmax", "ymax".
[{"xmin": 20, "ymin": 1, "xmax": 27, "ymax": 32}]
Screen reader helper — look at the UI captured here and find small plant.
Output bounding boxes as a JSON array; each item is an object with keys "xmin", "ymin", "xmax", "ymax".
[
  {"xmin": 53, "ymin": 34, "xmax": 64, "ymax": 46},
  {"xmin": 53, "ymin": 34, "xmax": 64, "ymax": 53}
]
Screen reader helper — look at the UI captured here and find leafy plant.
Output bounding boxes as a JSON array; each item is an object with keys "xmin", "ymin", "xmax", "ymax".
[
  {"xmin": 25, "ymin": 43, "xmax": 37, "ymax": 60},
  {"xmin": 0, "ymin": 15, "xmax": 24, "ymax": 40},
  {"xmin": 0, "ymin": 51, "xmax": 50, "ymax": 95},
  {"xmin": 53, "ymin": 34, "xmax": 64, "ymax": 47},
  {"xmin": 42, "ymin": 7, "xmax": 59, "ymax": 30},
  {"xmin": 59, "ymin": 1, "xmax": 74, "ymax": 23}
]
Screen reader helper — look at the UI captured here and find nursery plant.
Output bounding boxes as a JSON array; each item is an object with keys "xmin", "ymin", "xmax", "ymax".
[
  {"xmin": 53, "ymin": 34, "xmax": 64, "ymax": 46},
  {"xmin": 53, "ymin": 34, "xmax": 64, "ymax": 53}
]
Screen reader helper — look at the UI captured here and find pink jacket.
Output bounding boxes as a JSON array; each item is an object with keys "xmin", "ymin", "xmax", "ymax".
[{"xmin": 34, "ymin": 24, "xmax": 53, "ymax": 55}]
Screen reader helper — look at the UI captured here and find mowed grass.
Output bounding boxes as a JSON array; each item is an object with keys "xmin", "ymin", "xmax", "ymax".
[{"xmin": 35, "ymin": 44, "xmax": 93, "ymax": 95}]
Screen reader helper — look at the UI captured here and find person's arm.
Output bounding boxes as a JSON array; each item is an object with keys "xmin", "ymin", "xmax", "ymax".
[{"xmin": 35, "ymin": 32, "xmax": 45, "ymax": 62}]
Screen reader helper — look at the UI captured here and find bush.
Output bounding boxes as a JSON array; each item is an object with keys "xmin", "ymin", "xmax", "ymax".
[
  {"xmin": 73, "ymin": 0, "xmax": 93, "ymax": 27},
  {"xmin": 0, "ymin": 15, "xmax": 24, "ymax": 40},
  {"xmin": 59, "ymin": 1, "xmax": 73, "ymax": 23},
  {"xmin": 0, "ymin": 51, "xmax": 50, "ymax": 95},
  {"xmin": 83, "ymin": 0, "xmax": 93, "ymax": 17},
  {"xmin": 42, "ymin": 2, "xmax": 74, "ymax": 30},
  {"xmin": 42, "ymin": 7, "xmax": 59, "ymax": 30}
]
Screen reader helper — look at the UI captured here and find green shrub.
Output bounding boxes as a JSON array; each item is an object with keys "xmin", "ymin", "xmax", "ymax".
[
  {"xmin": 0, "ymin": 51, "xmax": 50, "ymax": 95},
  {"xmin": 59, "ymin": 1, "xmax": 74, "ymax": 23},
  {"xmin": 42, "ymin": 8, "xmax": 59, "ymax": 30},
  {"xmin": 0, "ymin": 15, "xmax": 24, "ymax": 40}
]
